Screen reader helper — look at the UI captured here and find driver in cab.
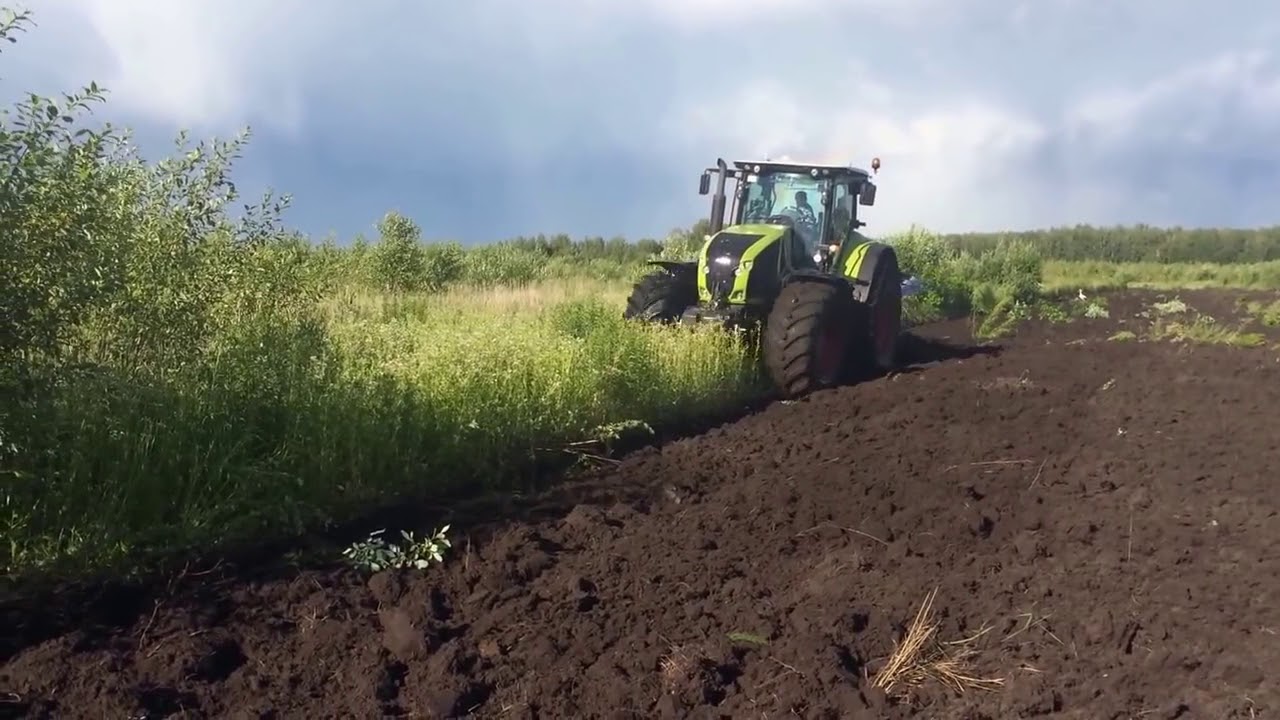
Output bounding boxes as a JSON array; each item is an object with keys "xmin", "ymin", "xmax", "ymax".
[
  {"xmin": 791, "ymin": 191, "xmax": 817, "ymax": 225},
  {"xmin": 786, "ymin": 190, "xmax": 820, "ymax": 252}
]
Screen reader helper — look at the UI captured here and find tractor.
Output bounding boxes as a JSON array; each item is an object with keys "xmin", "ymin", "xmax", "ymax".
[{"xmin": 623, "ymin": 157, "xmax": 904, "ymax": 398}]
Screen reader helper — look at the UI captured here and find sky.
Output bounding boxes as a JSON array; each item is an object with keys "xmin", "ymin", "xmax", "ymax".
[{"xmin": 5, "ymin": 0, "xmax": 1280, "ymax": 244}]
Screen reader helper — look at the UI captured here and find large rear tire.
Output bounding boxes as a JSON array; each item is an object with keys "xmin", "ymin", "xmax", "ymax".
[
  {"xmin": 762, "ymin": 280, "xmax": 853, "ymax": 398},
  {"xmin": 623, "ymin": 267, "xmax": 697, "ymax": 322},
  {"xmin": 853, "ymin": 249, "xmax": 903, "ymax": 373}
]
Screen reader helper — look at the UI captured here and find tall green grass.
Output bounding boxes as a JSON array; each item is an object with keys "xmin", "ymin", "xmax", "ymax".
[{"xmin": 6, "ymin": 286, "xmax": 760, "ymax": 576}]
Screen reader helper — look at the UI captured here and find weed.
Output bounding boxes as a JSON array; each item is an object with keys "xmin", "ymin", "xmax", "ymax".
[{"xmin": 342, "ymin": 526, "xmax": 452, "ymax": 572}]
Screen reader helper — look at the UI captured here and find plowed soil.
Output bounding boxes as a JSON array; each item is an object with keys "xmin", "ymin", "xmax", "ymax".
[{"xmin": 4, "ymin": 288, "xmax": 1280, "ymax": 719}]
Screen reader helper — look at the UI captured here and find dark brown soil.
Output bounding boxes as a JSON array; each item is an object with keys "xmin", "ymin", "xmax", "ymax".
[{"xmin": 4, "ymin": 288, "xmax": 1280, "ymax": 719}]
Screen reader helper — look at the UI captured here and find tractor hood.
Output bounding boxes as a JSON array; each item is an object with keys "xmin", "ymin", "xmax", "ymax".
[{"xmin": 697, "ymin": 222, "xmax": 791, "ymax": 305}]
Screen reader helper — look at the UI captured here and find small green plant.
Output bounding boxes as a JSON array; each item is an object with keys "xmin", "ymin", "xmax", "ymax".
[
  {"xmin": 589, "ymin": 419, "xmax": 655, "ymax": 454},
  {"xmin": 1064, "ymin": 292, "xmax": 1108, "ymax": 319},
  {"xmin": 1035, "ymin": 302, "xmax": 1069, "ymax": 323},
  {"xmin": 1244, "ymin": 299, "xmax": 1280, "ymax": 327},
  {"xmin": 1108, "ymin": 330, "xmax": 1137, "ymax": 342},
  {"xmin": 1083, "ymin": 302, "xmax": 1109, "ymax": 319},
  {"xmin": 342, "ymin": 525, "xmax": 452, "ymax": 572}
]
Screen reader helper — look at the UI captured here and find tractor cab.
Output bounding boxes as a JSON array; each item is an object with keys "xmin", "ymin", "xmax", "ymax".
[{"xmin": 698, "ymin": 158, "xmax": 879, "ymax": 272}]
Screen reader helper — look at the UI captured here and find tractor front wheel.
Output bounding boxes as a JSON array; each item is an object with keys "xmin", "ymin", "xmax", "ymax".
[
  {"xmin": 762, "ymin": 280, "xmax": 853, "ymax": 398},
  {"xmin": 623, "ymin": 268, "xmax": 697, "ymax": 322}
]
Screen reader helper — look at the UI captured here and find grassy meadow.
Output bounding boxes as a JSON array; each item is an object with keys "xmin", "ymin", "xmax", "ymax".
[{"xmin": 4, "ymin": 6, "xmax": 1280, "ymax": 585}]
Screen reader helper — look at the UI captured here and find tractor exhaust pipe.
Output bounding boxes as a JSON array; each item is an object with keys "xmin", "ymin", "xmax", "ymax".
[{"xmin": 709, "ymin": 158, "xmax": 728, "ymax": 235}]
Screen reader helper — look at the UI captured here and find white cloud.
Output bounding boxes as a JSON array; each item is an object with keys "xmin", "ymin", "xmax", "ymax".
[
  {"xmin": 6, "ymin": 0, "xmax": 1280, "ymax": 240},
  {"xmin": 633, "ymin": 0, "xmax": 940, "ymax": 29},
  {"xmin": 63, "ymin": 0, "xmax": 334, "ymax": 134},
  {"xmin": 1069, "ymin": 50, "xmax": 1280, "ymax": 145},
  {"xmin": 666, "ymin": 70, "xmax": 1052, "ymax": 232}
]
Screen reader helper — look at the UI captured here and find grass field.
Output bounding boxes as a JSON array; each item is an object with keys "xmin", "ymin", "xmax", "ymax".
[
  {"xmin": 4, "ymin": 6, "xmax": 1280, "ymax": 588},
  {"xmin": 1043, "ymin": 258, "xmax": 1280, "ymax": 292}
]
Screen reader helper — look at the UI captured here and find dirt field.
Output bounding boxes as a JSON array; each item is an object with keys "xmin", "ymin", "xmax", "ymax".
[{"xmin": 4, "ymin": 288, "xmax": 1280, "ymax": 719}]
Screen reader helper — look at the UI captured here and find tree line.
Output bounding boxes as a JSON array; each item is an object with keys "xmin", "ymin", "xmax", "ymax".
[
  {"xmin": 352, "ymin": 220, "xmax": 1280, "ymax": 267},
  {"xmin": 943, "ymin": 224, "xmax": 1280, "ymax": 264}
]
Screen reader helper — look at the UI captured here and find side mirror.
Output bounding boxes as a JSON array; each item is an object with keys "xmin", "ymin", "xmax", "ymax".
[
  {"xmin": 699, "ymin": 172, "xmax": 711, "ymax": 195},
  {"xmin": 858, "ymin": 181, "xmax": 876, "ymax": 206}
]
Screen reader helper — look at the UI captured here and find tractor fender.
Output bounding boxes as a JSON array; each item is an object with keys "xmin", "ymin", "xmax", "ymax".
[
  {"xmin": 784, "ymin": 268, "xmax": 849, "ymax": 286},
  {"xmin": 840, "ymin": 241, "xmax": 899, "ymax": 303},
  {"xmin": 783, "ymin": 268, "xmax": 854, "ymax": 294},
  {"xmin": 645, "ymin": 259, "xmax": 697, "ymax": 278}
]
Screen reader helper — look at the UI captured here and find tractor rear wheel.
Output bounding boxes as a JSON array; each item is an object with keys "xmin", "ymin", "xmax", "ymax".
[
  {"xmin": 623, "ymin": 268, "xmax": 697, "ymax": 322},
  {"xmin": 852, "ymin": 249, "xmax": 903, "ymax": 373},
  {"xmin": 762, "ymin": 280, "xmax": 853, "ymax": 398}
]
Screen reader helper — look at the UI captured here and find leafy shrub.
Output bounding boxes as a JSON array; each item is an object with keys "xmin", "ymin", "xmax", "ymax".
[
  {"xmin": 886, "ymin": 226, "xmax": 1043, "ymax": 323},
  {"xmin": 463, "ymin": 244, "xmax": 548, "ymax": 286}
]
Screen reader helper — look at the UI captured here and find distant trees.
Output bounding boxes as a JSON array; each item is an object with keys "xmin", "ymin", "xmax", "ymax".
[{"xmin": 944, "ymin": 225, "xmax": 1280, "ymax": 264}]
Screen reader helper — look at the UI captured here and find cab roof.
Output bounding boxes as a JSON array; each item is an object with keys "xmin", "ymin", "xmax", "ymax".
[{"xmin": 730, "ymin": 160, "xmax": 873, "ymax": 181}]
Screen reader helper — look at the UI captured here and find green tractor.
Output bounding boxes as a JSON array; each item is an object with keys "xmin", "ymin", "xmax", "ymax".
[{"xmin": 623, "ymin": 157, "xmax": 903, "ymax": 398}]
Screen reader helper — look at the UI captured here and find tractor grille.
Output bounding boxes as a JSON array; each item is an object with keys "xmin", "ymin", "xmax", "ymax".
[
  {"xmin": 703, "ymin": 231, "xmax": 762, "ymax": 306},
  {"xmin": 706, "ymin": 263, "xmax": 735, "ymax": 304}
]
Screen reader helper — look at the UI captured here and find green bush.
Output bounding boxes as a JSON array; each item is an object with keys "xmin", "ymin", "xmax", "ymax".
[
  {"xmin": 0, "ymin": 7, "xmax": 763, "ymax": 580},
  {"xmin": 371, "ymin": 211, "xmax": 428, "ymax": 291},
  {"xmin": 462, "ymin": 244, "xmax": 549, "ymax": 286},
  {"xmin": 885, "ymin": 226, "xmax": 1043, "ymax": 325}
]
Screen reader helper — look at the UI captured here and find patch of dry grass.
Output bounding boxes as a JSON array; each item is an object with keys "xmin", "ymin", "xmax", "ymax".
[
  {"xmin": 1148, "ymin": 315, "xmax": 1266, "ymax": 347},
  {"xmin": 657, "ymin": 641, "xmax": 723, "ymax": 703},
  {"xmin": 1122, "ymin": 298, "xmax": 1270, "ymax": 348},
  {"xmin": 872, "ymin": 588, "xmax": 1005, "ymax": 695}
]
